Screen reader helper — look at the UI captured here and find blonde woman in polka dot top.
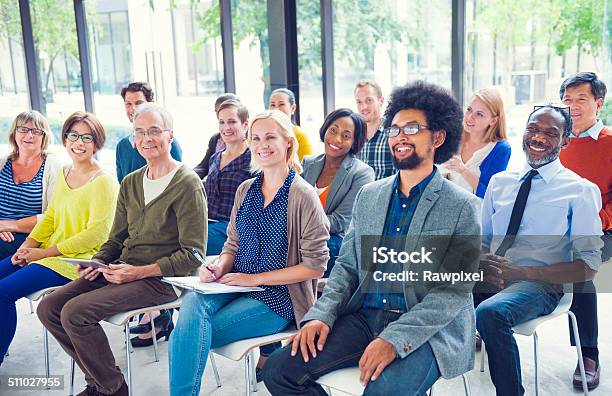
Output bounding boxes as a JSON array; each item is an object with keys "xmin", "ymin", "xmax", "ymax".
[{"xmin": 169, "ymin": 110, "xmax": 330, "ymax": 395}]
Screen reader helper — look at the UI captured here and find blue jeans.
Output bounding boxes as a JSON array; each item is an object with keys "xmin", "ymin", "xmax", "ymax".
[
  {"xmin": 0, "ymin": 256, "xmax": 70, "ymax": 363},
  {"xmin": 206, "ymin": 220, "xmax": 229, "ymax": 256},
  {"xmin": 0, "ymin": 232, "xmax": 28, "ymax": 260},
  {"xmin": 263, "ymin": 308, "xmax": 440, "ymax": 396},
  {"xmin": 475, "ymin": 281, "xmax": 562, "ymax": 396},
  {"xmin": 168, "ymin": 291, "xmax": 291, "ymax": 396},
  {"xmin": 324, "ymin": 234, "xmax": 343, "ymax": 278}
]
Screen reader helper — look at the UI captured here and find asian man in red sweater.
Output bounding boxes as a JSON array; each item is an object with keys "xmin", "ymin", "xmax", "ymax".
[{"xmin": 559, "ymin": 71, "xmax": 611, "ymax": 390}]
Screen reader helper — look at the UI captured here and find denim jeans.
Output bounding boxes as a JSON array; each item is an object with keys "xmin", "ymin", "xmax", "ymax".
[
  {"xmin": 0, "ymin": 257, "xmax": 70, "ymax": 363},
  {"xmin": 324, "ymin": 234, "xmax": 343, "ymax": 278},
  {"xmin": 263, "ymin": 308, "xmax": 440, "ymax": 396},
  {"xmin": 168, "ymin": 291, "xmax": 291, "ymax": 396},
  {"xmin": 475, "ymin": 281, "xmax": 562, "ymax": 396},
  {"xmin": 206, "ymin": 220, "xmax": 229, "ymax": 256},
  {"xmin": 0, "ymin": 232, "xmax": 28, "ymax": 260}
]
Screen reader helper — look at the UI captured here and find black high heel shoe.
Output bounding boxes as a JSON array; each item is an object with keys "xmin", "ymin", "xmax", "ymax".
[
  {"xmin": 130, "ymin": 320, "xmax": 174, "ymax": 348},
  {"xmin": 129, "ymin": 309, "xmax": 172, "ymax": 335}
]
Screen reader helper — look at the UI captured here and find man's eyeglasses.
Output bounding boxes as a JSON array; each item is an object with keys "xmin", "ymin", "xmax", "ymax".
[
  {"xmin": 64, "ymin": 131, "xmax": 95, "ymax": 144},
  {"xmin": 533, "ymin": 103, "xmax": 571, "ymax": 117},
  {"xmin": 385, "ymin": 123, "xmax": 430, "ymax": 138},
  {"xmin": 16, "ymin": 126, "xmax": 45, "ymax": 136},
  {"xmin": 134, "ymin": 127, "xmax": 169, "ymax": 138}
]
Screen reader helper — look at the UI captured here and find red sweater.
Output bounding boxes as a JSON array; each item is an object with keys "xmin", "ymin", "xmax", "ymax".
[{"xmin": 559, "ymin": 126, "xmax": 612, "ymax": 230}]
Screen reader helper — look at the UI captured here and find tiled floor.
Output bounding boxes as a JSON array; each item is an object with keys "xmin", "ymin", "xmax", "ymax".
[{"xmin": 2, "ymin": 294, "xmax": 610, "ymax": 395}]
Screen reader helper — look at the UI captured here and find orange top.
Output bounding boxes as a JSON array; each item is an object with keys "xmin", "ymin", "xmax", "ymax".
[{"xmin": 318, "ymin": 184, "xmax": 331, "ymax": 208}]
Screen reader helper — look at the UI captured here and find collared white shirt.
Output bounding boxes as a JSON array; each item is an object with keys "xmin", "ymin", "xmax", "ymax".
[
  {"xmin": 572, "ymin": 119, "xmax": 603, "ymax": 140},
  {"xmin": 482, "ymin": 158, "xmax": 603, "ymax": 270}
]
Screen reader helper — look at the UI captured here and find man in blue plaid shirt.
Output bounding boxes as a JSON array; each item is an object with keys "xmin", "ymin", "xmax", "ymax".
[{"xmin": 355, "ymin": 79, "xmax": 396, "ymax": 179}]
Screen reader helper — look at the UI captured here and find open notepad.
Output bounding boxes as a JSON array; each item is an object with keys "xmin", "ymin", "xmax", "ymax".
[{"xmin": 162, "ymin": 276, "xmax": 263, "ymax": 294}]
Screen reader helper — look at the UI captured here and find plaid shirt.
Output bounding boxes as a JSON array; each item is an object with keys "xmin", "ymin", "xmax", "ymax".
[
  {"xmin": 362, "ymin": 168, "xmax": 437, "ymax": 312},
  {"xmin": 204, "ymin": 149, "xmax": 252, "ymax": 221},
  {"xmin": 359, "ymin": 124, "xmax": 396, "ymax": 180}
]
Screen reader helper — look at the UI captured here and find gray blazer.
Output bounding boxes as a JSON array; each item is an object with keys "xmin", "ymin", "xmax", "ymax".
[
  {"xmin": 302, "ymin": 170, "xmax": 482, "ymax": 379},
  {"xmin": 301, "ymin": 153, "xmax": 374, "ymax": 237}
]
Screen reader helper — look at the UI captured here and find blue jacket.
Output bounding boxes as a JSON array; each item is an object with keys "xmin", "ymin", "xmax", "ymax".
[{"xmin": 476, "ymin": 140, "xmax": 511, "ymax": 198}]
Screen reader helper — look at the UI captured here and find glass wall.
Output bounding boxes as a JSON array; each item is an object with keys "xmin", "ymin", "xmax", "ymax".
[
  {"xmin": 465, "ymin": 0, "xmax": 611, "ymax": 171},
  {"xmin": 0, "ymin": 1, "xmax": 30, "ymax": 147},
  {"xmin": 296, "ymin": 0, "xmax": 324, "ymax": 151},
  {"xmin": 333, "ymin": 0, "xmax": 452, "ymax": 111},
  {"xmin": 29, "ymin": 0, "xmax": 84, "ymax": 158}
]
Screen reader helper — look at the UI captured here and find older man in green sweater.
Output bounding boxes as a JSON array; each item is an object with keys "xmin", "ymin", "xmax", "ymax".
[{"xmin": 38, "ymin": 103, "xmax": 207, "ymax": 396}]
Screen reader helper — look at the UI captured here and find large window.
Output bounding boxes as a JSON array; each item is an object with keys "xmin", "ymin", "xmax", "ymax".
[
  {"xmin": 465, "ymin": 0, "xmax": 611, "ymax": 171},
  {"xmin": 0, "ymin": 1, "xmax": 30, "ymax": 145},
  {"xmin": 297, "ymin": 0, "xmax": 324, "ymax": 150},
  {"xmin": 333, "ymin": 0, "xmax": 452, "ymax": 110}
]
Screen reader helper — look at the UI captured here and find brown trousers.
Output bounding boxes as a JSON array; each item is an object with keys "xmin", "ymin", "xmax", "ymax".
[{"xmin": 37, "ymin": 276, "xmax": 177, "ymax": 394}]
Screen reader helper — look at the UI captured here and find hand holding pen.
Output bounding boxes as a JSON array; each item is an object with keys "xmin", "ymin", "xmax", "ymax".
[{"xmin": 189, "ymin": 248, "xmax": 222, "ymax": 283}]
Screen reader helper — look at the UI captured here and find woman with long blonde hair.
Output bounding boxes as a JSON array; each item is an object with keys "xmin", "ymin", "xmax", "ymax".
[
  {"xmin": 169, "ymin": 110, "xmax": 329, "ymax": 396},
  {"xmin": 443, "ymin": 87, "xmax": 511, "ymax": 198}
]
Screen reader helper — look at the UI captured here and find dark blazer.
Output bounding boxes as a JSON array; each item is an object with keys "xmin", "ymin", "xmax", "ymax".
[{"xmin": 301, "ymin": 153, "xmax": 375, "ymax": 237}]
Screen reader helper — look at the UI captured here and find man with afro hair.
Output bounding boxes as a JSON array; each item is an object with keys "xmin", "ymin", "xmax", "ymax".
[{"xmin": 263, "ymin": 81, "xmax": 481, "ymax": 395}]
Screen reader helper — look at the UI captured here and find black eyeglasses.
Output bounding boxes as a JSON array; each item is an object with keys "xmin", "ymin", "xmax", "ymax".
[
  {"xmin": 385, "ymin": 123, "xmax": 430, "ymax": 138},
  {"xmin": 64, "ymin": 131, "xmax": 95, "ymax": 144},
  {"xmin": 16, "ymin": 126, "xmax": 45, "ymax": 136},
  {"xmin": 533, "ymin": 103, "xmax": 571, "ymax": 117}
]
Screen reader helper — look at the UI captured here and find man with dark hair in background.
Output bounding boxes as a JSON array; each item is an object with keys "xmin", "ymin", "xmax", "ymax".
[
  {"xmin": 116, "ymin": 81, "xmax": 183, "ymax": 182},
  {"xmin": 559, "ymin": 71, "xmax": 611, "ymax": 390}
]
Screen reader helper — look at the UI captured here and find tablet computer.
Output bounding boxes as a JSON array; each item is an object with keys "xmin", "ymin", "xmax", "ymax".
[{"xmin": 61, "ymin": 258, "xmax": 108, "ymax": 269}]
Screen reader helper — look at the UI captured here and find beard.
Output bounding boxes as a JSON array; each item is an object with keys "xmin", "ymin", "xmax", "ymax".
[
  {"xmin": 522, "ymin": 139, "xmax": 562, "ymax": 167},
  {"xmin": 392, "ymin": 145, "xmax": 423, "ymax": 169}
]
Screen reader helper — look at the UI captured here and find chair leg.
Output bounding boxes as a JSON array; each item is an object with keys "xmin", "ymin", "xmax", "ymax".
[
  {"xmin": 250, "ymin": 350, "xmax": 258, "ymax": 392},
  {"xmin": 480, "ymin": 340, "xmax": 486, "ymax": 372},
  {"xmin": 29, "ymin": 299, "xmax": 34, "ymax": 314},
  {"xmin": 244, "ymin": 351, "xmax": 252, "ymax": 396},
  {"xmin": 69, "ymin": 359, "xmax": 75, "ymax": 396},
  {"xmin": 462, "ymin": 373, "xmax": 471, "ymax": 396},
  {"xmin": 124, "ymin": 323, "xmax": 133, "ymax": 396},
  {"xmin": 568, "ymin": 311, "xmax": 589, "ymax": 396},
  {"xmin": 209, "ymin": 354, "xmax": 222, "ymax": 387},
  {"xmin": 150, "ymin": 313, "xmax": 159, "ymax": 362},
  {"xmin": 43, "ymin": 327, "xmax": 50, "ymax": 389},
  {"xmin": 533, "ymin": 331, "xmax": 539, "ymax": 396}
]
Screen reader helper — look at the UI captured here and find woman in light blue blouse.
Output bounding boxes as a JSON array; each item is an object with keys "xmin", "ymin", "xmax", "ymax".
[
  {"xmin": 169, "ymin": 110, "xmax": 329, "ymax": 396},
  {"xmin": 442, "ymin": 87, "xmax": 511, "ymax": 198}
]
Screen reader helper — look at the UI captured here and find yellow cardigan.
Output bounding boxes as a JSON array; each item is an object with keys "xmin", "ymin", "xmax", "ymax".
[
  {"xmin": 29, "ymin": 169, "xmax": 118, "ymax": 280},
  {"xmin": 293, "ymin": 125, "xmax": 313, "ymax": 161}
]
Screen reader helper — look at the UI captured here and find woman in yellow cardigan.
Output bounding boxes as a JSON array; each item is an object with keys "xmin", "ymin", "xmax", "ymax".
[
  {"xmin": 269, "ymin": 88, "xmax": 314, "ymax": 161},
  {"xmin": 0, "ymin": 111, "xmax": 118, "ymax": 365}
]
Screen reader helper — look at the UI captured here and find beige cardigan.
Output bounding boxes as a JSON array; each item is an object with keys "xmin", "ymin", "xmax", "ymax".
[{"xmin": 222, "ymin": 173, "xmax": 330, "ymax": 325}]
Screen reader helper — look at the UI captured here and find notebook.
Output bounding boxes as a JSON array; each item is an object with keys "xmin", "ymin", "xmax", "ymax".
[{"xmin": 162, "ymin": 276, "xmax": 263, "ymax": 295}]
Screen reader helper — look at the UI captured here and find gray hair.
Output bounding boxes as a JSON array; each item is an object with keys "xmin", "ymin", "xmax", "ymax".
[{"xmin": 133, "ymin": 102, "xmax": 173, "ymax": 130}]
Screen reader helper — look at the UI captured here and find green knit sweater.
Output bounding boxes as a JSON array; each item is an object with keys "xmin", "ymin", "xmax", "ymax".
[{"xmin": 94, "ymin": 165, "xmax": 207, "ymax": 276}]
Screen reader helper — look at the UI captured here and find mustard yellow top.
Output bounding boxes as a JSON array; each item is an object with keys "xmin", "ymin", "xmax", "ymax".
[
  {"xmin": 29, "ymin": 169, "xmax": 119, "ymax": 280},
  {"xmin": 293, "ymin": 125, "xmax": 313, "ymax": 161}
]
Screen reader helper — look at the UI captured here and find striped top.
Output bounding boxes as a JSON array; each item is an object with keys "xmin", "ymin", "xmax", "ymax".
[{"xmin": 0, "ymin": 159, "xmax": 45, "ymax": 220}]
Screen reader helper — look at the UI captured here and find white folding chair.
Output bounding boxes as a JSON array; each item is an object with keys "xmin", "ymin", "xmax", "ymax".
[
  {"xmin": 479, "ymin": 293, "xmax": 589, "ymax": 396},
  {"xmin": 67, "ymin": 297, "xmax": 183, "ymax": 396},
  {"xmin": 24, "ymin": 286, "xmax": 63, "ymax": 387},
  {"xmin": 315, "ymin": 366, "xmax": 471, "ymax": 396},
  {"xmin": 210, "ymin": 328, "xmax": 297, "ymax": 395}
]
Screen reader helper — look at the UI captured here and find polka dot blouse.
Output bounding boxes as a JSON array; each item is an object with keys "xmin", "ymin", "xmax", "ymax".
[{"xmin": 233, "ymin": 169, "xmax": 296, "ymax": 320}]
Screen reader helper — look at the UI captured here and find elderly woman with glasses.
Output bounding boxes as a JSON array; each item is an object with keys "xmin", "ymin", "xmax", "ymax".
[
  {"xmin": 37, "ymin": 103, "xmax": 206, "ymax": 396},
  {"xmin": 0, "ymin": 111, "xmax": 63, "ymax": 259},
  {"xmin": 0, "ymin": 111, "xmax": 118, "ymax": 366}
]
